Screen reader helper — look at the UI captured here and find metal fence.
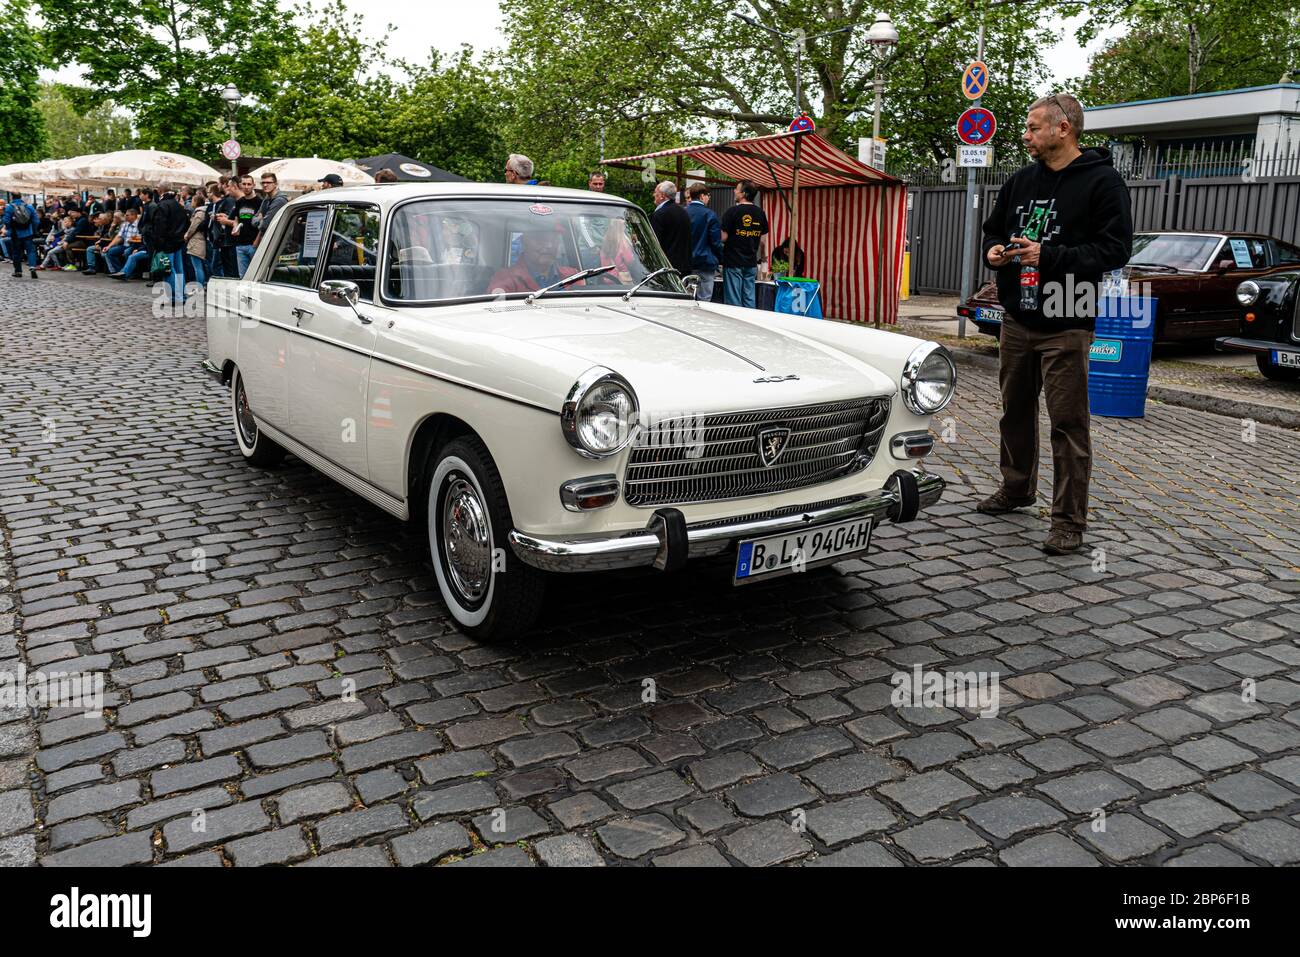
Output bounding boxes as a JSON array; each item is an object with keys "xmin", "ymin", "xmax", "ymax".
[
  {"xmin": 902, "ymin": 164, "xmax": 1300, "ymax": 296},
  {"xmin": 890, "ymin": 139, "xmax": 1300, "ymax": 186}
]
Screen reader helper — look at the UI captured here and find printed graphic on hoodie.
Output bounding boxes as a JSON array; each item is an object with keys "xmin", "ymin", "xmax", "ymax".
[{"xmin": 1012, "ymin": 201, "xmax": 1060, "ymax": 244}]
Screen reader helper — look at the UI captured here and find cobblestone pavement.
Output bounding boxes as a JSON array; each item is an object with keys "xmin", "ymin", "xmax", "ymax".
[{"xmin": 1, "ymin": 271, "xmax": 1298, "ymax": 867}]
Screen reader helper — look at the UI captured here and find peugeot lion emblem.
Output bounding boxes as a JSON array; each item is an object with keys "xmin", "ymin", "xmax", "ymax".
[{"xmin": 757, "ymin": 426, "xmax": 792, "ymax": 467}]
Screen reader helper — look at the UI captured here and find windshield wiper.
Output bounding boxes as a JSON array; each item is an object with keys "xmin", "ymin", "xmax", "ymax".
[
  {"xmin": 1129, "ymin": 263, "xmax": 1183, "ymax": 273},
  {"xmin": 526, "ymin": 264, "xmax": 617, "ymax": 304},
  {"xmin": 622, "ymin": 267, "xmax": 681, "ymax": 301}
]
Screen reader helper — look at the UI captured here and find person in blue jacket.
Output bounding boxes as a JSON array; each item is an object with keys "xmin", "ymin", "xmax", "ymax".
[
  {"xmin": 2, "ymin": 195, "xmax": 39, "ymax": 277},
  {"xmin": 685, "ymin": 183, "xmax": 722, "ymax": 301}
]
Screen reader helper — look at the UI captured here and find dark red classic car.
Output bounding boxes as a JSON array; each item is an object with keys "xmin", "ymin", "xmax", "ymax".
[{"xmin": 958, "ymin": 231, "xmax": 1300, "ymax": 343}]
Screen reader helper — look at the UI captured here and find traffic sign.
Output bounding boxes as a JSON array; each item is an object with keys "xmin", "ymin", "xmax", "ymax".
[
  {"xmin": 958, "ymin": 145, "xmax": 992, "ymax": 167},
  {"xmin": 962, "ymin": 61, "xmax": 990, "ymax": 100},
  {"xmin": 221, "ymin": 139, "xmax": 241, "ymax": 160},
  {"xmin": 957, "ymin": 107, "xmax": 996, "ymax": 145}
]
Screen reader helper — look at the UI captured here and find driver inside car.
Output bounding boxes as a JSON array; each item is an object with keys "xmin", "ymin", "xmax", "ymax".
[{"xmin": 486, "ymin": 226, "xmax": 578, "ymax": 293}]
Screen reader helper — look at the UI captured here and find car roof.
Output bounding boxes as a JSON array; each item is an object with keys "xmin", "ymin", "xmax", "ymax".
[
  {"xmin": 283, "ymin": 182, "xmax": 640, "ymax": 212},
  {"xmin": 1135, "ymin": 230, "xmax": 1274, "ymax": 240}
]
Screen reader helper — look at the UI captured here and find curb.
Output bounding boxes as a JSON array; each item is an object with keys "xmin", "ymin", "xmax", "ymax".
[{"xmin": 943, "ymin": 345, "xmax": 1300, "ymax": 431}]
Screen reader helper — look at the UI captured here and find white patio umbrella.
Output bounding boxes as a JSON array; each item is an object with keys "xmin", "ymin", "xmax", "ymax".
[
  {"xmin": 0, "ymin": 163, "xmax": 36, "ymax": 192},
  {"xmin": 48, "ymin": 153, "xmax": 105, "ymax": 185},
  {"xmin": 61, "ymin": 149, "xmax": 222, "ymax": 188},
  {"xmin": 2, "ymin": 161, "xmax": 79, "ymax": 191},
  {"xmin": 248, "ymin": 157, "xmax": 374, "ymax": 194}
]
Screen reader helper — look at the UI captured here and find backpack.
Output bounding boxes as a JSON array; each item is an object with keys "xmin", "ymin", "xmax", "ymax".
[{"xmin": 10, "ymin": 204, "xmax": 31, "ymax": 229}]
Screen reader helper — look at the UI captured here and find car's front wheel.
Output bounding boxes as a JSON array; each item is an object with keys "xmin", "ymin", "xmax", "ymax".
[
  {"xmin": 428, "ymin": 437, "xmax": 546, "ymax": 642},
  {"xmin": 231, "ymin": 366, "xmax": 286, "ymax": 467},
  {"xmin": 1256, "ymin": 354, "xmax": 1300, "ymax": 382}
]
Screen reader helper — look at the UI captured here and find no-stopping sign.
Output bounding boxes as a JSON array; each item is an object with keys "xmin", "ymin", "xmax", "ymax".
[{"xmin": 957, "ymin": 107, "xmax": 997, "ymax": 145}]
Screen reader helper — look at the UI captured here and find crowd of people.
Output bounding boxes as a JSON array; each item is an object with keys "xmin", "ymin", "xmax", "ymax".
[
  {"xmin": 2, "ymin": 150, "xmax": 780, "ymax": 308},
  {"xmin": 0, "ymin": 171, "xmax": 300, "ymax": 301}
]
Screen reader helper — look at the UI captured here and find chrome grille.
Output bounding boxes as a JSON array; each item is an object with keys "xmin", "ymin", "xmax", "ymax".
[{"xmin": 624, "ymin": 396, "xmax": 892, "ymax": 507}]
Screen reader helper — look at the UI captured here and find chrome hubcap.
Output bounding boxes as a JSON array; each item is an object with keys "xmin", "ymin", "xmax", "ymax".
[
  {"xmin": 235, "ymin": 377, "xmax": 258, "ymax": 447},
  {"xmin": 442, "ymin": 477, "xmax": 491, "ymax": 602}
]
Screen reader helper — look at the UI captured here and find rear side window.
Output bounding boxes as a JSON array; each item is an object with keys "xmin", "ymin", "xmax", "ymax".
[
  {"xmin": 1271, "ymin": 240, "xmax": 1300, "ymax": 265},
  {"xmin": 269, "ymin": 207, "xmax": 328, "ymax": 288}
]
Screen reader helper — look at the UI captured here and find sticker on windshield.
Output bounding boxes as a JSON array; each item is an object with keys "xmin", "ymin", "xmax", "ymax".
[
  {"xmin": 1229, "ymin": 238, "xmax": 1253, "ymax": 268},
  {"xmin": 529, "ymin": 203, "xmax": 553, "ymax": 216}
]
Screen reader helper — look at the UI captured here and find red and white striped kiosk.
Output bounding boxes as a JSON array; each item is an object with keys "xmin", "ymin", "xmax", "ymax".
[{"xmin": 603, "ymin": 129, "xmax": 906, "ymax": 325}]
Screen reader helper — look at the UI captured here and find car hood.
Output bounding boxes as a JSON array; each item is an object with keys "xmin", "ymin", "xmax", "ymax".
[{"xmin": 428, "ymin": 298, "xmax": 899, "ymax": 414}]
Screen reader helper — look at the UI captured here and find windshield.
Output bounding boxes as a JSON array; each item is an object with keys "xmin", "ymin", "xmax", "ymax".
[
  {"xmin": 1129, "ymin": 234, "xmax": 1220, "ymax": 272},
  {"xmin": 383, "ymin": 198, "xmax": 686, "ymax": 303}
]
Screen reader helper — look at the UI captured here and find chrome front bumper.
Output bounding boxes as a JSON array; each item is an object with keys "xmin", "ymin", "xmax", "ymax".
[
  {"xmin": 508, "ymin": 469, "xmax": 945, "ymax": 573},
  {"xmin": 1215, "ymin": 336, "xmax": 1292, "ymax": 355}
]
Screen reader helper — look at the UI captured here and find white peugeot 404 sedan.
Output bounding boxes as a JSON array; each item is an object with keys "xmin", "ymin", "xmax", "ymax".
[{"xmin": 204, "ymin": 183, "xmax": 955, "ymax": 642}]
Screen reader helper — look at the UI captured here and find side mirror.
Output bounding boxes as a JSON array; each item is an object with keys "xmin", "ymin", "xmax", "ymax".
[
  {"xmin": 319, "ymin": 279, "xmax": 360, "ymax": 307},
  {"xmin": 683, "ymin": 274, "xmax": 700, "ymax": 297}
]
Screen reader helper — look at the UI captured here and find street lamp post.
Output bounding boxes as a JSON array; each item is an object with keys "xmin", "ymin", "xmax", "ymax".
[
  {"xmin": 866, "ymin": 14, "xmax": 899, "ymax": 144},
  {"xmin": 865, "ymin": 14, "xmax": 899, "ymax": 328},
  {"xmin": 220, "ymin": 84, "xmax": 241, "ymax": 177}
]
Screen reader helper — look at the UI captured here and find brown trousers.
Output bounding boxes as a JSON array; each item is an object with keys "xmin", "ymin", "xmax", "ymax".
[{"xmin": 997, "ymin": 317, "xmax": 1092, "ymax": 533}]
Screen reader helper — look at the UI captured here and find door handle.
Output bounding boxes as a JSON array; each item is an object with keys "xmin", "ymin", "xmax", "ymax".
[{"xmin": 291, "ymin": 307, "xmax": 314, "ymax": 320}]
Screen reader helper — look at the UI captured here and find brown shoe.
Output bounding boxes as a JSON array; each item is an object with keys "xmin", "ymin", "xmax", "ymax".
[
  {"xmin": 975, "ymin": 488, "xmax": 1036, "ymax": 515},
  {"xmin": 1042, "ymin": 528, "xmax": 1083, "ymax": 555}
]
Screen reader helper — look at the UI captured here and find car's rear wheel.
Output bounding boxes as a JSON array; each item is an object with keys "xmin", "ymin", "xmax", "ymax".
[
  {"xmin": 1256, "ymin": 354, "xmax": 1300, "ymax": 382},
  {"xmin": 231, "ymin": 367, "xmax": 286, "ymax": 467},
  {"xmin": 428, "ymin": 437, "xmax": 546, "ymax": 642}
]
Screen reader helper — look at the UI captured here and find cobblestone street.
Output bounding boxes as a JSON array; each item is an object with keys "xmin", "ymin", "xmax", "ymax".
[{"xmin": 1, "ymin": 271, "xmax": 1298, "ymax": 867}]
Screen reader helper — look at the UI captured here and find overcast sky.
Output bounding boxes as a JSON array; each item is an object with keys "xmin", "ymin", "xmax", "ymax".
[
  {"xmin": 342, "ymin": 4, "xmax": 1116, "ymax": 96},
  {"xmin": 44, "ymin": 3, "xmax": 1118, "ymax": 107}
]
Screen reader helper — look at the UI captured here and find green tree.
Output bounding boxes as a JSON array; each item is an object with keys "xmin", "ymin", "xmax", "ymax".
[
  {"xmin": 385, "ymin": 48, "xmax": 508, "ymax": 183},
  {"xmin": 36, "ymin": 0, "xmax": 295, "ymax": 157},
  {"xmin": 36, "ymin": 83, "xmax": 134, "ymax": 156},
  {"xmin": 1077, "ymin": 0, "xmax": 1300, "ymax": 102},
  {"xmin": 240, "ymin": 0, "xmax": 395, "ymax": 159},
  {"xmin": 0, "ymin": 0, "xmax": 47, "ymax": 163},
  {"xmin": 498, "ymin": 0, "xmax": 1062, "ymax": 168}
]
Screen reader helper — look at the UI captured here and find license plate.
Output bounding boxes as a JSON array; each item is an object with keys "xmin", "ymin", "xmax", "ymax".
[
  {"xmin": 734, "ymin": 517, "xmax": 873, "ymax": 584},
  {"xmin": 1273, "ymin": 349, "xmax": 1300, "ymax": 369},
  {"xmin": 975, "ymin": 307, "xmax": 1003, "ymax": 324}
]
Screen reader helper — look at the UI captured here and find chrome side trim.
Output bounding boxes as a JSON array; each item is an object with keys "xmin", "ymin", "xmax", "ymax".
[
  {"xmin": 509, "ymin": 469, "xmax": 944, "ymax": 573},
  {"xmin": 257, "ymin": 420, "xmax": 409, "ymax": 521}
]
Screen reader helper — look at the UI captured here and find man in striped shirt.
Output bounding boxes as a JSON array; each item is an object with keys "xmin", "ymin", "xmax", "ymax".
[{"xmin": 103, "ymin": 209, "xmax": 149, "ymax": 278}]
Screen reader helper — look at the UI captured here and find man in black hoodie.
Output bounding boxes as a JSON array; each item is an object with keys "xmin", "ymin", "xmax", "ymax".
[{"xmin": 978, "ymin": 93, "xmax": 1133, "ymax": 555}]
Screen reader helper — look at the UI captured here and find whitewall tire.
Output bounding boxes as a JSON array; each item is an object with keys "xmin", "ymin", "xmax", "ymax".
[{"xmin": 428, "ymin": 437, "xmax": 545, "ymax": 642}]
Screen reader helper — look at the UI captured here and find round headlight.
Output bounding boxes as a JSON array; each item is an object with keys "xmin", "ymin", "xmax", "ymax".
[
  {"xmin": 1236, "ymin": 280, "xmax": 1260, "ymax": 307},
  {"xmin": 901, "ymin": 343, "xmax": 956, "ymax": 415},
  {"xmin": 561, "ymin": 368, "xmax": 639, "ymax": 458}
]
